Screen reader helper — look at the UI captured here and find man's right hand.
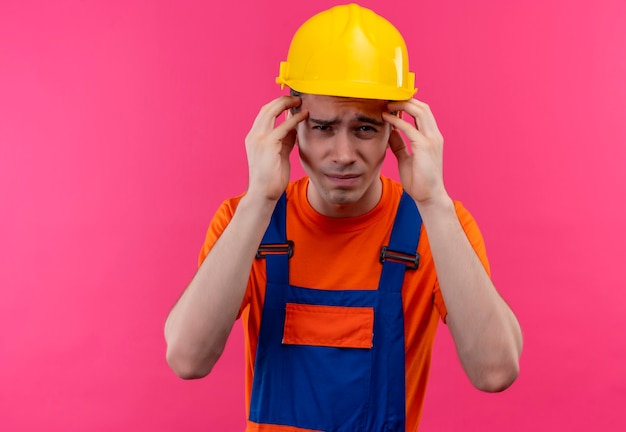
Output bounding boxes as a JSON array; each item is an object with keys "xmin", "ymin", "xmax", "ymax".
[
  {"xmin": 165, "ymin": 98, "xmax": 307, "ymax": 379},
  {"xmin": 245, "ymin": 96, "xmax": 309, "ymax": 201}
]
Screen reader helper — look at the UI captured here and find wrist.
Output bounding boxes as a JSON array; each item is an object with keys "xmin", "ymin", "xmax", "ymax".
[
  {"xmin": 414, "ymin": 191, "xmax": 455, "ymax": 220},
  {"xmin": 239, "ymin": 191, "xmax": 280, "ymax": 219}
]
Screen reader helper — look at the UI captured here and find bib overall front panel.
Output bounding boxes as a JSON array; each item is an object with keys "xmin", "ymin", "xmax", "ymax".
[{"xmin": 248, "ymin": 193, "xmax": 421, "ymax": 432}]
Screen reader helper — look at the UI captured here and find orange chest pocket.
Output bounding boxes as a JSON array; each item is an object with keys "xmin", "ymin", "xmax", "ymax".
[{"xmin": 282, "ymin": 303, "xmax": 375, "ymax": 349}]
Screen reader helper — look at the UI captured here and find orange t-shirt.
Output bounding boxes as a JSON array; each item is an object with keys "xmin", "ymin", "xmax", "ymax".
[{"xmin": 199, "ymin": 176, "xmax": 490, "ymax": 431}]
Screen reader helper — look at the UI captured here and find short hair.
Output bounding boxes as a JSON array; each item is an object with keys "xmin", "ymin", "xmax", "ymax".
[
  {"xmin": 290, "ymin": 88, "xmax": 302, "ymax": 114},
  {"xmin": 288, "ymin": 87, "xmax": 397, "ymax": 116}
]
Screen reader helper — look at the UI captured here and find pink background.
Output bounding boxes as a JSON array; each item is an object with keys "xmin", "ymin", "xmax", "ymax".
[{"xmin": 1, "ymin": 0, "xmax": 625, "ymax": 430}]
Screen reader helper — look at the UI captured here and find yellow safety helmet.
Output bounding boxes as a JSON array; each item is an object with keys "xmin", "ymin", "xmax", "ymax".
[{"xmin": 276, "ymin": 3, "xmax": 416, "ymax": 101}]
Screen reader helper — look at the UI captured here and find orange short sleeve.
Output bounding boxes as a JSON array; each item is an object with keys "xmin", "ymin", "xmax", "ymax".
[{"xmin": 197, "ymin": 194, "xmax": 250, "ymax": 317}]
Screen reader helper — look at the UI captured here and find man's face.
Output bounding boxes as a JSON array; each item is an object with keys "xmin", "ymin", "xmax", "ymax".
[{"xmin": 295, "ymin": 94, "xmax": 393, "ymax": 217}]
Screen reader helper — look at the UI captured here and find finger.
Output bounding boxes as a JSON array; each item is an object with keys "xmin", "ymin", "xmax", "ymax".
[
  {"xmin": 387, "ymin": 128, "xmax": 410, "ymax": 163},
  {"xmin": 405, "ymin": 99, "xmax": 441, "ymax": 138},
  {"xmin": 272, "ymin": 109, "xmax": 308, "ymax": 140},
  {"xmin": 252, "ymin": 96, "xmax": 303, "ymax": 131},
  {"xmin": 280, "ymin": 128, "xmax": 298, "ymax": 159},
  {"xmin": 382, "ymin": 111, "xmax": 423, "ymax": 143},
  {"xmin": 388, "ymin": 99, "xmax": 440, "ymax": 138}
]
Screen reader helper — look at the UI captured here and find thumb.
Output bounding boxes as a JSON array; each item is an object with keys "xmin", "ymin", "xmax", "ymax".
[
  {"xmin": 280, "ymin": 129, "xmax": 297, "ymax": 158},
  {"xmin": 388, "ymin": 129, "xmax": 410, "ymax": 163}
]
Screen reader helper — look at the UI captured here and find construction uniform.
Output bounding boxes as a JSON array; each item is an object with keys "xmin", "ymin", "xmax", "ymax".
[{"xmin": 198, "ymin": 177, "xmax": 491, "ymax": 431}]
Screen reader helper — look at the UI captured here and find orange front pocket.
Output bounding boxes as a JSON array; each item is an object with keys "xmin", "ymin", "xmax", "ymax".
[{"xmin": 282, "ymin": 303, "xmax": 374, "ymax": 349}]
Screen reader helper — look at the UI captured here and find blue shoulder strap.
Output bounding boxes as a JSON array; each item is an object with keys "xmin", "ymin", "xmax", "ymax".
[
  {"xmin": 367, "ymin": 191, "xmax": 422, "ymax": 429},
  {"xmin": 258, "ymin": 193, "xmax": 287, "ymax": 245},
  {"xmin": 257, "ymin": 191, "xmax": 422, "ymax": 287},
  {"xmin": 256, "ymin": 193, "xmax": 290, "ymax": 285},
  {"xmin": 378, "ymin": 192, "xmax": 422, "ymax": 292}
]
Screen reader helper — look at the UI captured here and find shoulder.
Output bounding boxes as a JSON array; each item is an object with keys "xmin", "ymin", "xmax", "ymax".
[
  {"xmin": 450, "ymin": 200, "xmax": 491, "ymax": 274},
  {"xmin": 381, "ymin": 175, "xmax": 403, "ymax": 195},
  {"xmin": 451, "ymin": 200, "xmax": 483, "ymax": 238},
  {"xmin": 209, "ymin": 192, "xmax": 247, "ymax": 226},
  {"xmin": 285, "ymin": 178, "xmax": 308, "ymax": 202},
  {"xmin": 197, "ymin": 192, "xmax": 245, "ymax": 266},
  {"xmin": 380, "ymin": 176, "xmax": 404, "ymax": 210}
]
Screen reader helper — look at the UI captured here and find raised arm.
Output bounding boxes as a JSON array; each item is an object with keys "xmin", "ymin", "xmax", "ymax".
[
  {"xmin": 383, "ymin": 100, "xmax": 522, "ymax": 392},
  {"xmin": 164, "ymin": 96, "xmax": 308, "ymax": 379}
]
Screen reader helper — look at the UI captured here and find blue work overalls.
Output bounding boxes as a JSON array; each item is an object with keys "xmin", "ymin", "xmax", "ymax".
[{"xmin": 249, "ymin": 192, "xmax": 422, "ymax": 432}]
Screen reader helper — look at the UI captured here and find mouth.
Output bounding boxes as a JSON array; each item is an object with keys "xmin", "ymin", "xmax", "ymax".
[{"xmin": 325, "ymin": 173, "xmax": 361, "ymax": 187}]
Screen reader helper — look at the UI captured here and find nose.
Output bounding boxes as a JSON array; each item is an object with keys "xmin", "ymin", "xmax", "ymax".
[{"xmin": 330, "ymin": 132, "xmax": 357, "ymax": 165}]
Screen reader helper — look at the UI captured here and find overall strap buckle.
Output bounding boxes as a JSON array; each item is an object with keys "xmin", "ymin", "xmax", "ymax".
[
  {"xmin": 256, "ymin": 241, "xmax": 294, "ymax": 259},
  {"xmin": 379, "ymin": 246, "xmax": 419, "ymax": 270}
]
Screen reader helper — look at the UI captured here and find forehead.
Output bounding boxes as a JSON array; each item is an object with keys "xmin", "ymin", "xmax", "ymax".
[{"xmin": 300, "ymin": 94, "xmax": 389, "ymax": 119}]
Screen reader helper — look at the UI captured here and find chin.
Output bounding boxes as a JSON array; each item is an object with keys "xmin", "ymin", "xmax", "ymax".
[{"xmin": 324, "ymin": 189, "xmax": 362, "ymax": 206}]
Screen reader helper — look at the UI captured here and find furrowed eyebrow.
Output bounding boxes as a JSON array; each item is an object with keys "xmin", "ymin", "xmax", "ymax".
[
  {"xmin": 356, "ymin": 115, "xmax": 384, "ymax": 126},
  {"xmin": 308, "ymin": 115, "xmax": 385, "ymax": 127},
  {"xmin": 308, "ymin": 117, "xmax": 341, "ymax": 126}
]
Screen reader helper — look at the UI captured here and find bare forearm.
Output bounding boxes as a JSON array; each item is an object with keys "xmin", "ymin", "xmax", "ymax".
[
  {"xmin": 165, "ymin": 194, "xmax": 276, "ymax": 379},
  {"xmin": 419, "ymin": 196, "xmax": 522, "ymax": 392}
]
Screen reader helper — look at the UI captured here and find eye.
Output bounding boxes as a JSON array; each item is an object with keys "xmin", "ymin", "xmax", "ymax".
[
  {"xmin": 357, "ymin": 125, "xmax": 377, "ymax": 132},
  {"xmin": 312, "ymin": 125, "xmax": 331, "ymax": 132},
  {"xmin": 354, "ymin": 125, "xmax": 378, "ymax": 138}
]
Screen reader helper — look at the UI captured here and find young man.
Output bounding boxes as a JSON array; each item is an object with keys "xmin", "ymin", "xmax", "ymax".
[{"xmin": 165, "ymin": 4, "xmax": 522, "ymax": 431}]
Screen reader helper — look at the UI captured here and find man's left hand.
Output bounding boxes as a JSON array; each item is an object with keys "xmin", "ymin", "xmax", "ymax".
[{"xmin": 383, "ymin": 99, "xmax": 448, "ymax": 206}]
